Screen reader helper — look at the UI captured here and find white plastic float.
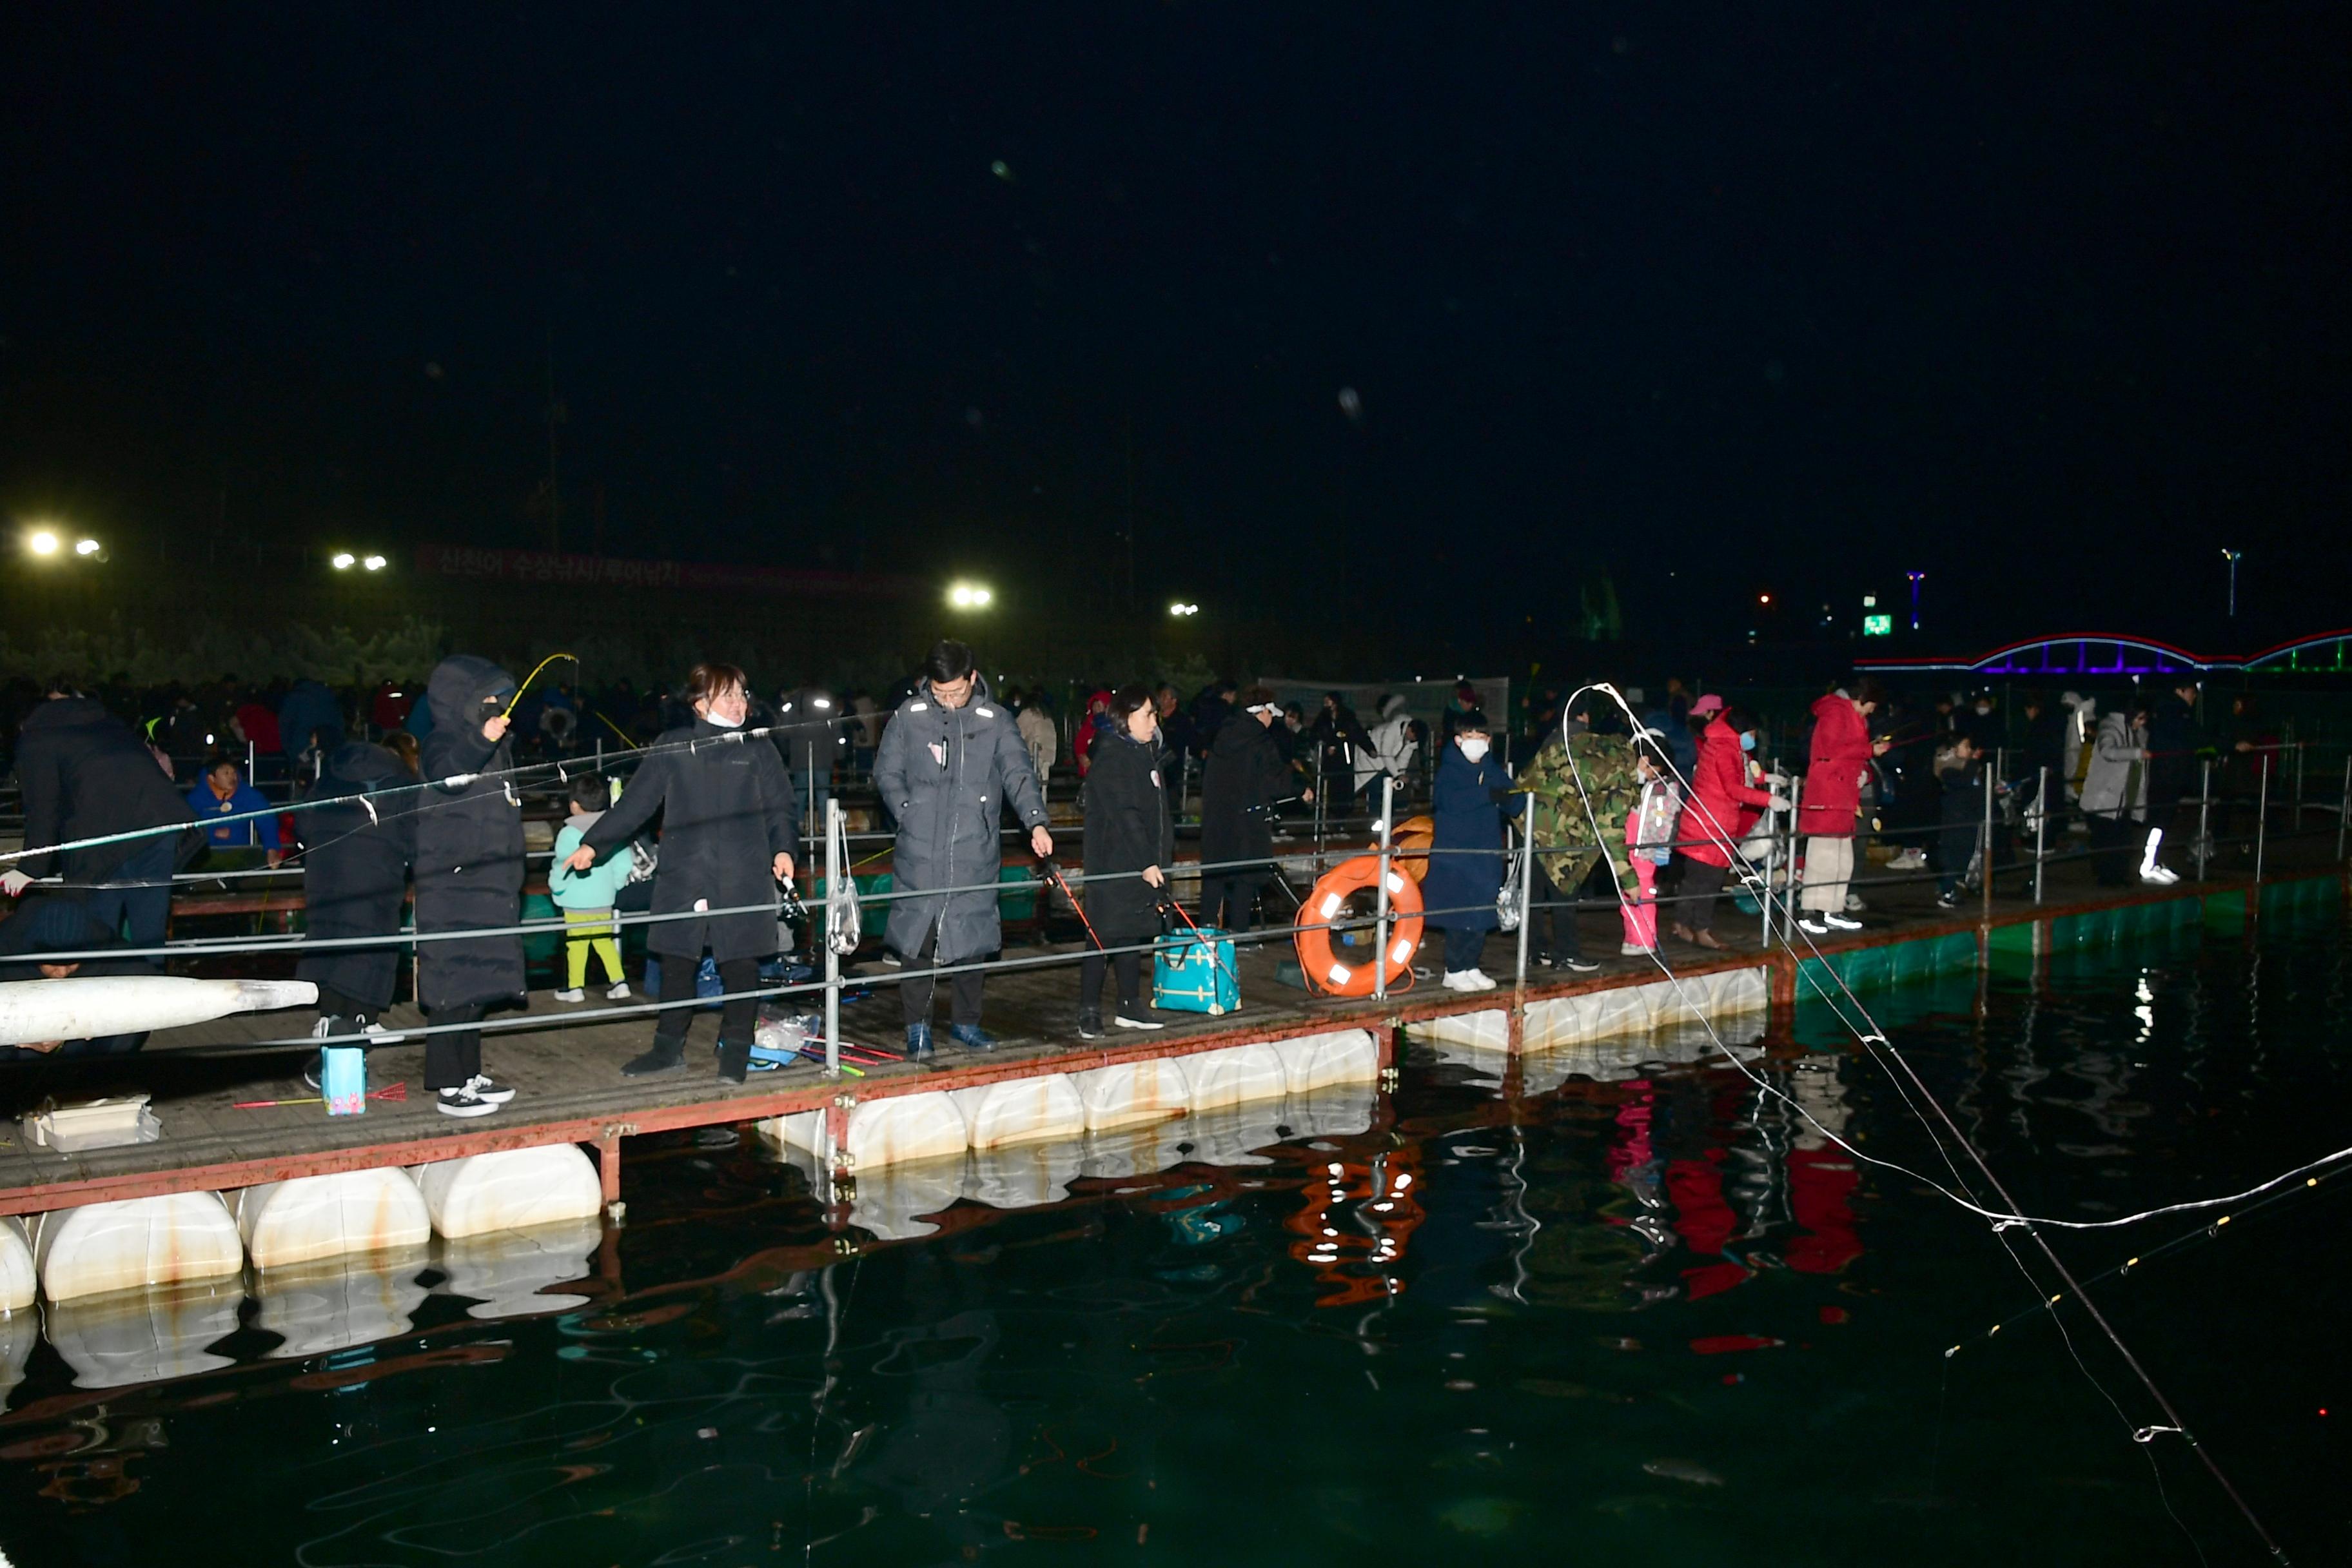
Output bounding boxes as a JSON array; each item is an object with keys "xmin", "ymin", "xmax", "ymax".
[
  {"xmin": 1277, "ymin": 1028, "xmax": 1378, "ymax": 1094},
  {"xmin": 0, "ymin": 976, "xmax": 316, "ymax": 1046},
  {"xmin": 253, "ymin": 1245, "xmax": 433, "ymax": 1358},
  {"xmin": 950, "ymin": 1075, "xmax": 1086, "ymax": 1150},
  {"xmin": 34, "ymin": 1192, "xmax": 246, "ymax": 1302},
  {"xmin": 411, "ymin": 1146, "xmax": 602, "ymax": 1239},
  {"xmin": 1184, "ymin": 1042, "xmax": 1289, "ymax": 1112},
  {"xmin": 0, "ymin": 1217, "xmax": 34, "ymax": 1313},
  {"xmin": 42, "ymin": 1278, "xmax": 243, "ymax": 1388},
  {"xmin": 1070, "ymin": 1057, "xmax": 1192, "ymax": 1132},
  {"xmin": 1415, "ymin": 1009, "xmax": 1511, "ymax": 1052},
  {"xmin": 233, "ymin": 1168, "xmax": 433, "ymax": 1269}
]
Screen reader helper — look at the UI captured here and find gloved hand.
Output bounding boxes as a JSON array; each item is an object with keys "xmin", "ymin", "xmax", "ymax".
[
  {"xmin": 1767, "ymin": 794, "xmax": 1793, "ymax": 810},
  {"xmin": 0, "ymin": 870, "xmax": 29, "ymax": 898}
]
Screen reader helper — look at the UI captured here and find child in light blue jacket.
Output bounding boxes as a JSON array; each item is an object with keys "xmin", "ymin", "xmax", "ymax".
[{"xmin": 550, "ymin": 776, "xmax": 636, "ymax": 1002}]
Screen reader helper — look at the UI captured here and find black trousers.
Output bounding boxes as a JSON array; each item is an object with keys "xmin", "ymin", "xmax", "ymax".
[
  {"xmin": 1199, "ymin": 872, "xmax": 1264, "ymax": 934},
  {"xmin": 315, "ymin": 985, "xmax": 379, "ymax": 1024},
  {"xmin": 654, "ymin": 953, "xmax": 758, "ymax": 1044},
  {"xmin": 1442, "ymin": 925, "xmax": 1488, "ymax": 972},
  {"xmin": 424, "ymin": 1001, "xmax": 483, "ymax": 1090},
  {"xmin": 2089, "ymin": 811, "xmax": 2134, "ymax": 885},
  {"xmin": 1677, "ymin": 858, "xmax": 1729, "ymax": 934},
  {"xmin": 1081, "ymin": 950, "xmax": 1144, "ymax": 1012},
  {"xmin": 903, "ymin": 922, "xmax": 985, "ymax": 1028},
  {"xmin": 88, "ymin": 836, "xmax": 175, "ymax": 972}
]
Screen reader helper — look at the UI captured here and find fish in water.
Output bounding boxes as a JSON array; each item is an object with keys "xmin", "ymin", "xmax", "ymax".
[{"xmin": 1643, "ymin": 1458, "xmax": 1726, "ymax": 1487}]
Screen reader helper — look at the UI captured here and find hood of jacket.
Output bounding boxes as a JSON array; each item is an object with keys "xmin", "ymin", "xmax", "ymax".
[
  {"xmin": 1210, "ymin": 711, "xmax": 1270, "ymax": 756},
  {"xmin": 1378, "ymin": 694, "xmax": 1410, "ymax": 721},
  {"xmin": 19, "ymin": 696, "xmax": 114, "ymax": 736},
  {"xmin": 320, "ymin": 741, "xmax": 411, "ymax": 794},
  {"xmin": 426, "ymin": 655, "xmax": 517, "ymax": 739},
  {"xmin": 1810, "ymin": 692, "xmax": 1856, "ymax": 725}
]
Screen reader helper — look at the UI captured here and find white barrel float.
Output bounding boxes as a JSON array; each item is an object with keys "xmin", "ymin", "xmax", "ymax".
[
  {"xmin": 949, "ymin": 1076, "xmax": 1086, "ymax": 1150},
  {"xmin": 253, "ymin": 1245, "xmax": 432, "ymax": 1358},
  {"xmin": 1416, "ymin": 1009, "xmax": 1511, "ymax": 1053},
  {"xmin": 435, "ymin": 1217, "xmax": 602, "ymax": 1319},
  {"xmin": 0, "ymin": 976, "xmax": 316, "ymax": 1046},
  {"xmin": 1184, "ymin": 1043, "xmax": 1289, "ymax": 1113},
  {"xmin": 42, "ymin": 1279, "xmax": 244, "ymax": 1388},
  {"xmin": 34, "ymin": 1192, "xmax": 246, "ymax": 1302},
  {"xmin": 1522, "ymin": 995, "xmax": 1588, "ymax": 1052},
  {"xmin": 760, "ymin": 1093, "xmax": 975, "ymax": 1170},
  {"xmin": 1276, "ymin": 1028, "xmax": 1378, "ymax": 1094},
  {"xmin": 411, "ymin": 1146, "xmax": 602, "ymax": 1239},
  {"xmin": 234, "ymin": 1168, "xmax": 433, "ymax": 1269},
  {"xmin": 0, "ymin": 1216, "xmax": 34, "ymax": 1312},
  {"xmin": 966, "ymin": 1139, "xmax": 1085, "ymax": 1210},
  {"xmin": 1070, "ymin": 1058, "xmax": 1191, "ymax": 1133}
]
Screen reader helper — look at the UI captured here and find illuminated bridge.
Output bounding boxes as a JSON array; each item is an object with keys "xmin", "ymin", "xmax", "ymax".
[{"xmin": 1856, "ymin": 629, "xmax": 2352, "ymax": 678}]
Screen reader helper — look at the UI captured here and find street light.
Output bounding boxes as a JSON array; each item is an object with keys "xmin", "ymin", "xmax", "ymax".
[
  {"xmin": 2220, "ymin": 548, "xmax": 2242, "ymax": 617},
  {"xmin": 26, "ymin": 531, "xmax": 58, "ymax": 556},
  {"xmin": 74, "ymin": 538, "xmax": 101, "ymax": 556},
  {"xmin": 331, "ymin": 551, "xmax": 358, "ymax": 570},
  {"xmin": 362, "ymin": 554, "xmax": 387, "ymax": 571},
  {"xmin": 1168, "ymin": 602, "xmax": 1199, "ymax": 617},
  {"xmin": 946, "ymin": 581, "xmax": 993, "ymax": 609}
]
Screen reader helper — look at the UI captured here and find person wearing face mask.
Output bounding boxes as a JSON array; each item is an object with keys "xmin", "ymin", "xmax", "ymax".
[
  {"xmin": 1199, "ymin": 685, "xmax": 1308, "ymax": 934},
  {"xmin": 413, "ymin": 655, "xmax": 528, "ymax": 1117},
  {"xmin": 1670, "ymin": 704, "xmax": 1784, "ymax": 951},
  {"xmin": 1423, "ymin": 712, "xmax": 1524, "ymax": 990},
  {"xmin": 1075, "ymin": 686, "xmax": 1175, "ymax": 1037},
  {"xmin": 571, "ymin": 662, "xmax": 799, "ymax": 1081},
  {"xmin": 875, "ymin": 640, "xmax": 1054, "ymax": 1059}
]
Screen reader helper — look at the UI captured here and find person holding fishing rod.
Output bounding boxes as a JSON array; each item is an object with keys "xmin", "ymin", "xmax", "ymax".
[
  {"xmin": 1070, "ymin": 685, "xmax": 1174, "ymax": 1039},
  {"xmin": 567, "ymin": 662, "xmax": 799, "ymax": 1083},
  {"xmin": 1199, "ymin": 685, "xmax": 1309, "ymax": 934}
]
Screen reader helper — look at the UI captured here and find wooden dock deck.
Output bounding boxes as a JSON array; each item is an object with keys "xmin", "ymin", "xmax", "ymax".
[{"xmin": 1, "ymin": 843, "xmax": 2338, "ymax": 1219}]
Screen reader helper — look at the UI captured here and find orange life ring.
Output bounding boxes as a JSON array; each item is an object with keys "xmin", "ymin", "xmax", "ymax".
[{"xmin": 1293, "ymin": 854, "xmax": 1423, "ymax": 997}]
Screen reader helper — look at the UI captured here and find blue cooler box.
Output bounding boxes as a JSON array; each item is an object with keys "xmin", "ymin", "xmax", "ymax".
[{"xmin": 1154, "ymin": 926, "xmax": 1239, "ymax": 1015}]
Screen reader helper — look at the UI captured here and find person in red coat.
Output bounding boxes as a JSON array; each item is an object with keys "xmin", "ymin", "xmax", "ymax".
[
  {"xmin": 1797, "ymin": 678, "xmax": 1888, "ymax": 936},
  {"xmin": 1669, "ymin": 707, "xmax": 1783, "ymax": 950}
]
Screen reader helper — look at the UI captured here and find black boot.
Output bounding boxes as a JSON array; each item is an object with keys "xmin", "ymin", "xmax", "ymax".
[
  {"xmin": 1077, "ymin": 1006, "xmax": 1104, "ymax": 1040},
  {"xmin": 623, "ymin": 1034, "xmax": 689, "ymax": 1077},
  {"xmin": 716, "ymin": 1037, "xmax": 752, "ymax": 1084}
]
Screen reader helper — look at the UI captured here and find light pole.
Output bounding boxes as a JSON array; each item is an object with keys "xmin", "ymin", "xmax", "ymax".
[
  {"xmin": 1905, "ymin": 571, "xmax": 1925, "ymax": 632},
  {"xmin": 2220, "ymin": 549, "xmax": 2242, "ymax": 618}
]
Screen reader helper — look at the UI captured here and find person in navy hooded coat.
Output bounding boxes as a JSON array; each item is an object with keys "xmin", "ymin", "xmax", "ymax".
[{"xmin": 1420, "ymin": 711, "xmax": 1524, "ymax": 992}]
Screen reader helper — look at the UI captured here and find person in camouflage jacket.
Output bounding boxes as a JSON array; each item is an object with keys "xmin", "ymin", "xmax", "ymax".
[{"xmin": 1514, "ymin": 730, "xmax": 1645, "ymax": 896}]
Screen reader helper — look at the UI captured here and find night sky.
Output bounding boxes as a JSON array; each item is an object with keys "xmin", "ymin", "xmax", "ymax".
[{"xmin": 5, "ymin": 5, "xmax": 2348, "ymax": 651}]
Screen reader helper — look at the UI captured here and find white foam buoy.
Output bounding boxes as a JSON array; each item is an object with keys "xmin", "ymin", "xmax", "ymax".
[
  {"xmin": 1416, "ymin": 1008, "xmax": 1511, "ymax": 1052},
  {"xmin": 0, "ymin": 1216, "xmax": 34, "ymax": 1312},
  {"xmin": 411, "ymin": 1146, "xmax": 602, "ymax": 1239},
  {"xmin": 34, "ymin": 1192, "xmax": 246, "ymax": 1302},
  {"xmin": 1184, "ymin": 1043, "xmax": 1289, "ymax": 1112},
  {"xmin": 253, "ymin": 1244, "xmax": 431, "ymax": 1358},
  {"xmin": 948, "ymin": 1077, "xmax": 1085, "ymax": 1150},
  {"xmin": 234, "ymin": 1168, "xmax": 434, "ymax": 1269},
  {"xmin": 42, "ymin": 1279, "xmax": 244, "ymax": 1388},
  {"xmin": 1070, "ymin": 1058, "xmax": 1192, "ymax": 1132},
  {"xmin": 847, "ymin": 1093, "xmax": 972, "ymax": 1168},
  {"xmin": 0, "ymin": 976, "xmax": 317, "ymax": 1046},
  {"xmin": 1275, "ymin": 1028, "xmax": 1378, "ymax": 1094}
]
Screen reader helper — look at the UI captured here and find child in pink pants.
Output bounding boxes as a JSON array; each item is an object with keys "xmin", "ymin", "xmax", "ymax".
[{"xmin": 1622, "ymin": 741, "xmax": 1682, "ymax": 956}]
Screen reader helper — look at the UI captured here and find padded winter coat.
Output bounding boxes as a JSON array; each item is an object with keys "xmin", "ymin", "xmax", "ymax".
[
  {"xmin": 2079, "ymin": 711, "xmax": 2147, "ymax": 822},
  {"xmin": 1081, "ymin": 726, "xmax": 1174, "ymax": 943},
  {"xmin": 1799, "ymin": 694, "xmax": 1872, "ymax": 838},
  {"xmin": 1199, "ymin": 715, "xmax": 1289, "ymax": 873},
  {"xmin": 295, "ymin": 742, "xmax": 417, "ymax": 1011},
  {"xmin": 14, "ymin": 696, "xmax": 195, "ymax": 882},
  {"xmin": 873, "ymin": 677, "xmax": 1050, "ymax": 965},
  {"xmin": 1679, "ymin": 718, "xmax": 1774, "ymax": 870},
  {"xmin": 583, "ymin": 717, "xmax": 799, "ymax": 962},
  {"xmin": 1421, "ymin": 742, "xmax": 1525, "ymax": 933},
  {"xmin": 413, "ymin": 656, "xmax": 526, "ymax": 1010}
]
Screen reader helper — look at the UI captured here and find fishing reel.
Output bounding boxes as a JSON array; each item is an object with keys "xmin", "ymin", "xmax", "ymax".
[{"xmin": 775, "ymin": 878, "xmax": 810, "ymax": 923}]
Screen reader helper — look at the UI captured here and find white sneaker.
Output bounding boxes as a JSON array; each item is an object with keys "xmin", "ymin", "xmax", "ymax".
[
  {"xmin": 1620, "ymin": 943, "xmax": 1654, "ymax": 957},
  {"xmin": 1441, "ymin": 969, "xmax": 1496, "ymax": 992},
  {"xmin": 1825, "ymin": 914, "xmax": 1865, "ymax": 931},
  {"xmin": 436, "ymin": 1087, "xmax": 497, "ymax": 1118},
  {"xmin": 464, "ymin": 1073, "xmax": 516, "ymax": 1104},
  {"xmin": 553, "ymin": 988, "xmax": 587, "ymax": 1004},
  {"xmin": 1844, "ymin": 893, "xmax": 1867, "ymax": 912},
  {"xmin": 1796, "ymin": 916, "xmax": 1831, "ymax": 936},
  {"xmin": 605, "ymin": 982, "xmax": 632, "ymax": 1001},
  {"xmin": 362, "ymin": 1020, "xmax": 407, "ymax": 1044},
  {"xmin": 2141, "ymin": 865, "xmax": 2180, "ymax": 885}
]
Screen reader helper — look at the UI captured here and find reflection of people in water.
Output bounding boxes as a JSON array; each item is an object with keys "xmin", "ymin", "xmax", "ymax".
[
  {"xmin": 1283, "ymin": 1148, "xmax": 1424, "ymax": 1308},
  {"xmin": 1785, "ymin": 1054, "xmax": 1862, "ymax": 1277},
  {"xmin": 851, "ymin": 1308, "xmax": 1014, "ymax": 1544}
]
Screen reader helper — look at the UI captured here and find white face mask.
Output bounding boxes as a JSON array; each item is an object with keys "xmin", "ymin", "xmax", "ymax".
[
  {"xmin": 1459, "ymin": 737, "xmax": 1490, "ymax": 763},
  {"xmin": 703, "ymin": 709, "xmax": 743, "ymax": 729}
]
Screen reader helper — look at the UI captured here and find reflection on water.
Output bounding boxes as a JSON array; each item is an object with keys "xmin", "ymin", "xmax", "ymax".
[{"xmin": 0, "ymin": 910, "xmax": 2348, "ymax": 1565}]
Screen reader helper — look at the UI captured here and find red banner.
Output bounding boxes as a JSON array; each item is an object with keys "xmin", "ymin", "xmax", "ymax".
[{"xmin": 413, "ymin": 544, "xmax": 923, "ymax": 598}]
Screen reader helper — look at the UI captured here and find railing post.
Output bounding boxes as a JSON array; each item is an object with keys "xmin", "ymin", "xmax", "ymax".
[
  {"xmin": 1313, "ymin": 753, "xmax": 1328, "ymax": 876},
  {"xmin": 1782, "ymin": 779, "xmax": 1803, "ymax": 935},
  {"xmin": 2295, "ymin": 741, "xmax": 2307, "ymax": 828},
  {"xmin": 1759, "ymin": 806, "xmax": 1776, "ymax": 948},
  {"xmin": 1513, "ymin": 794, "xmax": 1536, "ymax": 987},
  {"xmin": 2338, "ymin": 755, "xmax": 2350, "ymax": 864},
  {"xmin": 2255, "ymin": 761, "xmax": 2269, "ymax": 884},
  {"xmin": 1981, "ymin": 748, "xmax": 1998, "ymax": 916},
  {"xmin": 1373, "ymin": 776, "xmax": 1395, "ymax": 1001},
  {"xmin": 2033, "ymin": 765, "xmax": 2048, "ymax": 904},
  {"xmin": 824, "ymin": 797, "xmax": 842, "ymax": 1078},
  {"xmin": 2195, "ymin": 760, "xmax": 2212, "ymax": 885}
]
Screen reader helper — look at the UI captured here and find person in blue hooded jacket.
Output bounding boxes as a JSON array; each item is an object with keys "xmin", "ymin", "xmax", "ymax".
[{"xmin": 1420, "ymin": 711, "xmax": 1524, "ymax": 992}]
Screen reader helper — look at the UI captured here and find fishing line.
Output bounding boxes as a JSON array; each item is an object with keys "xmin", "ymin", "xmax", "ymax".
[{"xmin": 1554, "ymin": 681, "xmax": 2288, "ymax": 1563}]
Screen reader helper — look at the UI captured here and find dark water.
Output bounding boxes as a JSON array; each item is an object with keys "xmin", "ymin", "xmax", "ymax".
[{"xmin": 3, "ymin": 912, "xmax": 2348, "ymax": 1566}]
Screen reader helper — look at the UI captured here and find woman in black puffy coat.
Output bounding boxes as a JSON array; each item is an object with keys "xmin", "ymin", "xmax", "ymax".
[{"xmin": 1077, "ymin": 686, "xmax": 1174, "ymax": 1037}]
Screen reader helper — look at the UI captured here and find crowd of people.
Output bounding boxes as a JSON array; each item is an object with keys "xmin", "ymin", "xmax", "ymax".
[{"xmin": 0, "ymin": 645, "xmax": 2300, "ymax": 1094}]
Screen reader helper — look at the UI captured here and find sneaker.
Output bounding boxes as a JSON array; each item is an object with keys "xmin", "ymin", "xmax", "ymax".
[
  {"xmin": 1844, "ymin": 893, "xmax": 1867, "ymax": 912},
  {"xmin": 623, "ymin": 1040, "xmax": 689, "ymax": 1076},
  {"xmin": 879, "ymin": 950, "xmax": 903, "ymax": 968},
  {"xmin": 464, "ymin": 1073, "xmax": 516, "ymax": 1104},
  {"xmin": 605, "ymin": 982, "xmax": 632, "ymax": 1001},
  {"xmin": 1076, "ymin": 1008, "xmax": 1104, "ymax": 1041},
  {"xmin": 301, "ymin": 1056, "xmax": 322, "ymax": 1092},
  {"xmin": 1796, "ymin": 916, "xmax": 1831, "ymax": 936},
  {"xmin": 1113, "ymin": 1002, "xmax": 1165, "ymax": 1032},
  {"xmin": 436, "ymin": 1087, "xmax": 498, "ymax": 1118},
  {"xmin": 1935, "ymin": 891, "xmax": 1961, "ymax": 910},
  {"xmin": 904, "ymin": 1021, "xmax": 934, "ymax": 1061},
  {"xmin": 1560, "ymin": 956, "xmax": 1601, "ymax": 974},
  {"xmin": 948, "ymin": 1023, "xmax": 998, "ymax": 1052},
  {"xmin": 2141, "ymin": 866, "xmax": 2180, "ymax": 885},
  {"xmin": 553, "ymin": 988, "xmax": 587, "ymax": 1004},
  {"xmin": 1442, "ymin": 969, "xmax": 1496, "ymax": 992},
  {"xmin": 1824, "ymin": 914, "xmax": 1865, "ymax": 931},
  {"xmin": 360, "ymin": 1020, "xmax": 406, "ymax": 1044},
  {"xmin": 1620, "ymin": 942, "xmax": 1654, "ymax": 957}
]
